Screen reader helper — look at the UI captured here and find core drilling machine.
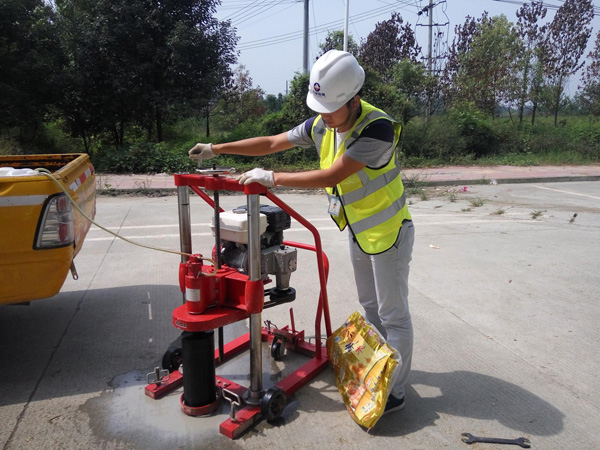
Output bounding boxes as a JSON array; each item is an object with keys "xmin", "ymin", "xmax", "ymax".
[{"xmin": 145, "ymin": 167, "xmax": 331, "ymax": 439}]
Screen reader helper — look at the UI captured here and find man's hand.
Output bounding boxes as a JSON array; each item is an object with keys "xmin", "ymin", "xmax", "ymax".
[
  {"xmin": 238, "ymin": 168, "xmax": 275, "ymax": 187},
  {"xmin": 188, "ymin": 143, "xmax": 215, "ymax": 160}
]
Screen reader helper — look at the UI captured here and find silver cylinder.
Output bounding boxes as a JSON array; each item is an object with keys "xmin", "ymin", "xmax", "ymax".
[
  {"xmin": 177, "ymin": 185, "xmax": 192, "ymax": 258},
  {"xmin": 177, "ymin": 185, "xmax": 192, "ymax": 304},
  {"xmin": 246, "ymin": 194, "xmax": 263, "ymax": 404}
]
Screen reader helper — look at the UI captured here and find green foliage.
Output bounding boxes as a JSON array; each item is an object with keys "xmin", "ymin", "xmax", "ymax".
[
  {"xmin": 543, "ymin": 0, "xmax": 595, "ymax": 126},
  {"xmin": 400, "ymin": 115, "xmax": 599, "ymax": 167},
  {"xmin": 448, "ymin": 103, "xmax": 499, "ymax": 157},
  {"xmin": 359, "ymin": 12, "xmax": 421, "ymax": 83},
  {"xmin": 55, "ymin": 0, "xmax": 237, "ymax": 146},
  {"xmin": 0, "ymin": 0, "xmax": 62, "ymax": 134},
  {"xmin": 280, "ymin": 72, "xmax": 312, "ymax": 129},
  {"xmin": 580, "ymin": 30, "xmax": 600, "ymax": 116},
  {"xmin": 2, "ymin": 2, "xmax": 598, "ymax": 174},
  {"xmin": 401, "ymin": 116, "xmax": 466, "ymax": 162},
  {"xmin": 91, "ymin": 142, "xmax": 195, "ymax": 174},
  {"xmin": 444, "ymin": 14, "xmax": 522, "ymax": 116},
  {"xmin": 318, "ymin": 30, "xmax": 359, "ymax": 56},
  {"xmin": 0, "ymin": 137, "xmax": 21, "ymax": 156}
]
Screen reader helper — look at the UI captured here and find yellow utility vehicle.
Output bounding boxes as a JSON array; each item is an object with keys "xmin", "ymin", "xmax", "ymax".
[{"xmin": 0, "ymin": 154, "xmax": 96, "ymax": 305}]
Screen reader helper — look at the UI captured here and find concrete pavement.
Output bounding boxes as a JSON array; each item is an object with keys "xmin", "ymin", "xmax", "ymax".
[
  {"xmin": 95, "ymin": 164, "xmax": 600, "ymax": 192},
  {"xmin": 2, "ymin": 168, "xmax": 600, "ymax": 449}
]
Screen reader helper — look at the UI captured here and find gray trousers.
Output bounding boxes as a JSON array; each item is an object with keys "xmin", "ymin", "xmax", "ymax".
[{"xmin": 348, "ymin": 221, "xmax": 415, "ymax": 399}]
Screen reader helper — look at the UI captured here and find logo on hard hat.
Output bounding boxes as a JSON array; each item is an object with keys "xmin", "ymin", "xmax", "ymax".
[{"xmin": 311, "ymin": 82, "xmax": 326, "ymax": 98}]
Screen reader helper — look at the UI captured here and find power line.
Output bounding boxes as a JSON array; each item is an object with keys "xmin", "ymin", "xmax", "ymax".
[{"xmin": 236, "ymin": 1, "xmax": 419, "ymax": 51}]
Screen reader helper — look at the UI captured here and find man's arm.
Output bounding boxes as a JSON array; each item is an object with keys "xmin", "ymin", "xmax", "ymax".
[{"xmin": 213, "ymin": 132, "xmax": 293, "ymax": 156}]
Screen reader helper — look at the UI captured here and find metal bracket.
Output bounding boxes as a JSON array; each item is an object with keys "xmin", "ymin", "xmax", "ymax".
[
  {"xmin": 146, "ymin": 366, "xmax": 170, "ymax": 385},
  {"xmin": 195, "ymin": 167, "xmax": 237, "ymax": 175},
  {"xmin": 222, "ymin": 388, "xmax": 242, "ymax": 423},
  {"xmin": 70, "ymin": 261, "xmax": 79, "ymax": 280}
]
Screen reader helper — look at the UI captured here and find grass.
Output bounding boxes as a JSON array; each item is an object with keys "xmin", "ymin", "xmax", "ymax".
[
  {"xmin": 530, "ymin": 210, "xmax": 544, "ymax": 219},
  {"xmin": 468, "ymin": 197, "xmax": 486, "ymax": 207}
]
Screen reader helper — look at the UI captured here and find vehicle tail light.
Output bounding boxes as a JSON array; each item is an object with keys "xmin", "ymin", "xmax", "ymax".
[{"xmin": 35, "ymin": 193, "xmax": 74, "ymax": 249}]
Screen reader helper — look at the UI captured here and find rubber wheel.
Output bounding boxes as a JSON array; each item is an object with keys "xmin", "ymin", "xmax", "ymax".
[
  {"xmin": 162, "ymin": 345, "xmax": 183, "ymax": 372},
  {"xmin": 270, "ymin": 340, "xmax": 285, "ymax": 361},
  {"xmin": 261, "ymin": 387, "xmax": 286, "ymax": 422}
]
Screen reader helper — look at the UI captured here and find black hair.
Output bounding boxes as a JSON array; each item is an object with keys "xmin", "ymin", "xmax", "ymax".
[{"xmin": 345, "ymin": 89, "xmax": 363, "ymax": 108}]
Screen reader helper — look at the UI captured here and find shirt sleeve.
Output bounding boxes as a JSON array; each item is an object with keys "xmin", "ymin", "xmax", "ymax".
[
  {"xmin": 287, "ymin": 116, "xmax": 317, "ymax": 148},
  {"xmin": 345, "ymin": 119, "xmax": 396, "ymax": 168}
]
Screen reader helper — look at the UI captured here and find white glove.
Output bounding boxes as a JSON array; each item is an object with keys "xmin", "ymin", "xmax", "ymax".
[
  {"xmin": 188, "ymin": 143, "xmax": 215, "ymax": 161},
  {"xmin": 238, "ymin": 168, "xmax": 275, "ymax": 187}
]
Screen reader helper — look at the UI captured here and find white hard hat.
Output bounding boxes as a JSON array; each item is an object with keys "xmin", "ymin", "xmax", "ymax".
[{"xmin": 306, "ymin": 50, "xmax": 365, "ymax": 113}]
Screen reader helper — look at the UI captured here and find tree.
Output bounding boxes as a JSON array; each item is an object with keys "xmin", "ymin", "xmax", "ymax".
[
  {"xmin": 359, "ymin": 12, "xmax": 421, "ymax": 83},
  {"xmin": 515, "ymin": 1, "xmax": 548, "ymax": 125},
  {"xmin": 216, "ymin": 65, "xmax": 267, "ymax": 131},
  {"xmin": 0, "ymin": 0, "xmax": 63, "ymax": 137},
  {"xmin": 542, "ymin": 0, "xmax": 594, "ymax": 126},
  {"xmin": 264, "ymin": 94, "xmax": 285, "ymax": 113},
  {"xmin": 317, "ymin": 30, "xmax": 359, "ymax": 57},
  {"xmin": 55, "ymin": 0, "xmax": 238, "ymax": 147},
  {"xmin": 362, "ymin": 60, "xmax": 433, "ymax": 124},
  {"xmin": 442, "ymin": 14, "xmax": 522, "ymax": 117},
  {"xmin": 579, "ymin": 30, "xmax": 600, "ymax": 117},
  {"xmin": 280, "ymin": 72, "xmax": 311, "ymax": 130}
]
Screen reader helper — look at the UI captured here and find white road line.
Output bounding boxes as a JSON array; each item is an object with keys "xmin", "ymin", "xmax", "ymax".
[
  {"xmin": 148, "ymin": 303, "xmax": 153, "ymax": 320},
  {"xmin": 85, "ymin": 219, "xmax": 538, "ymax": 242},
  {"xmin": 89, "ymin": 217, "xmax": 332, "ymax": 232},
  {"xmin": 533, "ymin": 185, "xmax": 600, "ymax": 200}
]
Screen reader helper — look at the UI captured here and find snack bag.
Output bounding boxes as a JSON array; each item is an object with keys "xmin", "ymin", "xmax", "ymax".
[{"xmin": 326, "ymin": 311, "xmax": 400, "ymax": 429}]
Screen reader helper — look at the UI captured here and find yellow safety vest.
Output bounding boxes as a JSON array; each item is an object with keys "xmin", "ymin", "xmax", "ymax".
[{"xmin": 311, "ymin": 100, "xmax": 411, "ymax": 254}]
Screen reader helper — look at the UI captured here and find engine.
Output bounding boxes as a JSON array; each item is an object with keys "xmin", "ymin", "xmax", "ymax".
[{"xmin": 212, "ymin": 205, "xmax": 297, "ymax": 303}]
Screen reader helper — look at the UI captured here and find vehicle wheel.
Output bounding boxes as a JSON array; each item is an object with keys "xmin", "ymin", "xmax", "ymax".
[{"xmin": 261, "ymin": 387, "xmax": 286, "ymax": 422}]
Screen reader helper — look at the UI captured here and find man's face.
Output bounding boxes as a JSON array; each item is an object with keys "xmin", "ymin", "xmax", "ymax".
[{"xmin": 320, "ymin": 97, "xmax": 359, "ymax": 132}]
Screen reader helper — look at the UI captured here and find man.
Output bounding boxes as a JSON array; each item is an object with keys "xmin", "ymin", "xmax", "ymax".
[{"xmin": 189, "ymin": 50, "xmax": 414, "ymax": 414}]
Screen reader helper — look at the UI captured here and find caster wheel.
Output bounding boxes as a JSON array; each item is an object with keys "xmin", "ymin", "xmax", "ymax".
[
  {"xmin": 162, "ymin": 345, "xmax": 182, "ymax": 372},
  {"xmin": 261, "ymin": 387, "xmax": 286, "ymax": 422},
  {"xmin": 270, "ymin": 338, "xmax": 285, "ymax": 361}
]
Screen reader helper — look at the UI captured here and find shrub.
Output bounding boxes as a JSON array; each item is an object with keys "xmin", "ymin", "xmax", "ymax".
[
  {"xmin": 92, "ymin": 142, "xmax": 195, "ymax": 174},
  {"xmin": 448, "ymin": 103, "xmax": 499, "ymax": 157}
]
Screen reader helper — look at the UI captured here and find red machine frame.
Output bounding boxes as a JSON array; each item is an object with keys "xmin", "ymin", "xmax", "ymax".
[{"xmin": 145, "ymin": 172, "xmax": 332, "ymax": 439}]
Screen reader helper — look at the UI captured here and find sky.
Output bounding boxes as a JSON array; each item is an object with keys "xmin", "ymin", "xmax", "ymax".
[{"xmin": 214, "ymin": 0, "xmax": 600, "ymax": 97}]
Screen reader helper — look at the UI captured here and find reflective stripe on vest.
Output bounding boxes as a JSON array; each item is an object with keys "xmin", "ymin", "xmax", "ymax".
[
  {"xmin": 350, "ymin": 194, "xmax": 407, "ymax": 235},
  {"xmin": 340, "ymin": 165, "xmax": 401, "ymax": 205}
]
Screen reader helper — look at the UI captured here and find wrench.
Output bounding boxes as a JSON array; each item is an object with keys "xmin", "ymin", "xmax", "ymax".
[{"xmin": 461, "ymin": 433, "xmax": 531, "ymax": 448}]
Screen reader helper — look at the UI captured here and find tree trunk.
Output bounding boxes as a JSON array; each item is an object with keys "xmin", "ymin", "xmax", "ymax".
[
  {"xmin": 205, "ymin": 105, "xmax": 210, "ymax": 138},
  {"xmin": 519, "ymin": 62, "xmax": 530, "ymax": 125},
  {"xmin": 156, "ymin": 106, "xmax": 163, "ymax": 142},
  {"xmin": 80, "ymin": 131, "xmax": 90, "ymax": 153},
  {"xmin": 531, "ymin": 101, "xmax": 537, "ymax": 126},
  {"xmin": 553, "ymin": 76, "xmax": 563, "ymax": 127}
]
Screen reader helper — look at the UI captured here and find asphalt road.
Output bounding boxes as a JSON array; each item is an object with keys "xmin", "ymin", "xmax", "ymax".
[{"xmin": 1, "ymin": 181, "xmax": 599, "ymax": 449}]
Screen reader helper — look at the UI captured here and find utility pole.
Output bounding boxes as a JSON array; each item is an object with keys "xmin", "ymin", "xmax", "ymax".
[
  {"xmin": 417, "ymin": 0, "xmax": 448, "ymax": 117},
  {"xmin": 343, "ymin": 0, "xmax": 350, "ymax": 52},
  {"xmin": 428, "ymin": 0, "xmax": 433, "ymax": 76},
  {"xmin": 303, "ymin": 0, "xmax": 309, "ymax": 73}
]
